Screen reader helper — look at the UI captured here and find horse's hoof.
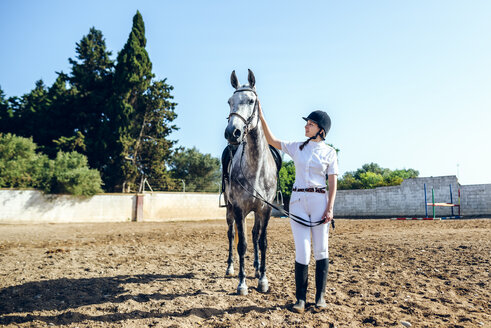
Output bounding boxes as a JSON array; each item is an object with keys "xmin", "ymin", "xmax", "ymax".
[
  {"xmin": 292, "ymin": 300, "xmax": 305, "ymax": 313},
  {"xmin": 257, "ymin": 278, "xmax": 269, "ymax": 293},
  {"xmin": 237, "ymin": 286, "xmax": 248, "ymax": 295},
  {"xmin": 226, "ymin": 267, "xmax": 234, "ymax": 276}
]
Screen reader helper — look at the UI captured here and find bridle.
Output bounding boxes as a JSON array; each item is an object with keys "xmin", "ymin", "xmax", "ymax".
[{"xmin": 227, "ymin": 88, "xmax": 259, "ymax": 138}]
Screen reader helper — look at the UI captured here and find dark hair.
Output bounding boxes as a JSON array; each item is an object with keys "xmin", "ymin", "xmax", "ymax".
[{"xmin": 299, "ymin": 129, "xmax": 325, "ymax": 150}]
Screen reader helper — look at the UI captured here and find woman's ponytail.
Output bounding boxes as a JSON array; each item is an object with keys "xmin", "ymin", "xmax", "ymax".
[{"xmin": 299, "ymin": 129, "xmax": 325, "ymax": 150}]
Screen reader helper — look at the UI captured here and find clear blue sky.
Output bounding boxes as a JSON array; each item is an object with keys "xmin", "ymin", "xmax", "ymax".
[{"xmin": 1, "ymin": 0, "xmax": 490, "ymax": 185}]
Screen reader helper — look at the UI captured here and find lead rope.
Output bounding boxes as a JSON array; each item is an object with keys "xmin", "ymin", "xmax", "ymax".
[{"xmin": 229, "ymin": 132, "xmax": 333, "ymax": 228}]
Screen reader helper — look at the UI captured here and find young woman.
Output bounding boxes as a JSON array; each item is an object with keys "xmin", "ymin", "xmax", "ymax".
[{"xmin": 258, "ymin": 101, "xmax": 338, "ymax": 313}]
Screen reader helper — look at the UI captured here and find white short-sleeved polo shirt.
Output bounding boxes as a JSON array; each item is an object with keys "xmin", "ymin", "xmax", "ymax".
[{"xmin": 281, "ymin": 140, "xmax": 338, "ymax": 189}]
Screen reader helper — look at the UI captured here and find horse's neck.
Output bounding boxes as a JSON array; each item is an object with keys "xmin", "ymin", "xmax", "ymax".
[{"xmin": 243, "ymin": 121, "xmax": 269, "ymax": 167}]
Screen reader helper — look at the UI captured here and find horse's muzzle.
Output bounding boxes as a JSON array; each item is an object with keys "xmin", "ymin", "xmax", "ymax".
[{"xmin": 224, "ymin": 125, "xmax": 243, "ymax": 144}]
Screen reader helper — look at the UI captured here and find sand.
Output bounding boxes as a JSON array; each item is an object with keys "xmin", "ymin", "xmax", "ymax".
[{"xmin": 0, "ymin": 218, "xmax": 489, "ymax": 327}]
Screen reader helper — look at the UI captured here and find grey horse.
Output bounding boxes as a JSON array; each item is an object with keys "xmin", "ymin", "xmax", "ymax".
[{"xmin": 223, "ymin": 69, "xmax": 279, "ymax": 295}]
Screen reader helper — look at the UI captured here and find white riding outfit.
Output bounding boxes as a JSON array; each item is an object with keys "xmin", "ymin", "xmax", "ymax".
[{"xmin": 281, "ymin": 140, "xmax": 339, "ymax": 265}]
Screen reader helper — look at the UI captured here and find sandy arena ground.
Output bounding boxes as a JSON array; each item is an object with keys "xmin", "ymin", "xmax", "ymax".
[{"xmin": 0, "ymin": 218, "xmax": 489, "ymax": 328}]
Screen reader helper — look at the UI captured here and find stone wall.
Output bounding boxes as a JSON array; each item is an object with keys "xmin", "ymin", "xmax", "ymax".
[
  {"xmin": 0, "ymin": 189, "xmax": 135, "ymax": 223},
  {"xmin": 0, "ymin": 176, "xmax": 489, "ymax": 223},
  {"xmin": 334, "ymin": 176, "xmax": 467, "ymax": 218},
  {"xmin": 461, "ymin": 183, "xmax": 491, "ymax": 217}
]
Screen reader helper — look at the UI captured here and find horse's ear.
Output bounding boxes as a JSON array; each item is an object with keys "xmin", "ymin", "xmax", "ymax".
[
  {"xmin": 231, "ymin": 70, "xmax": 239, "ymax": 89},
  {"xmin": 248, "ymin": 69, "xmax": 256, "ymax": 88}
]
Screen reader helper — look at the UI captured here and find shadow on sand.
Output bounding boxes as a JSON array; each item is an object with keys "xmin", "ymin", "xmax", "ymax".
[{"xmin": 0, "ymin": 273, "xmax": 282, "ymax": 325}]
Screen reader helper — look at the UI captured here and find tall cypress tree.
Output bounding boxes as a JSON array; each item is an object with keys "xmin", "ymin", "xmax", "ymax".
[
  {"xmin": 68, "ymin": 28, "xmax": 115, "ymax": 181},
  {"xmin": 110, "ymin": 11, "xmax": 177, "ymax": 192}
]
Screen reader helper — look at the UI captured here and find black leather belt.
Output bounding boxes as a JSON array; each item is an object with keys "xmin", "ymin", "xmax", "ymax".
[{"xmin": 293, "ymin": 187, "xmax": 326, "ymax": 194}]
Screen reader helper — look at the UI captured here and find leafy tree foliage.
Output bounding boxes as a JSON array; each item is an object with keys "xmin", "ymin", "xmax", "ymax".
[
  {"xmin": 0, "ymin": 133, "xmax": 48, "ymax": 189},
  {"xmin": 0, "ymin": 12, "xmax": 177, "ymax": 192},
  {"xmin": 109, "ymin": 11, "xmax": 177, "ymax": 192},
  {"xmin": 278, "ymin": 160, "xmax": 295, "ymax": 210},
  {"xmin": 0, "ymin": 133, "xmax": 102, "ymax": 195},
  {"xmin": 338, "ymin": 162, "xmax": 419, "ymax": 190},
  {"xmin": 279, "ymin": 160, "xmax": 296, "ymax": 197},
  {"xmin": 169, "ymin": 147, "xmax": 221, "ymax": 192},
  {"xmin": 67, "ymin": 27, "xmax": 115, "ymax": 178},
  {"xmin": 49, "ymin": 151, "xmax": 103, "ymax": 196}
]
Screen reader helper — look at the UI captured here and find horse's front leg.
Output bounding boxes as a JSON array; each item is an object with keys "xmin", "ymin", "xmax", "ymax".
[
  {"xmin": 234, "ymin": 207, "xmax": 248, "ymax": 295},
  {"xmin": 257, "ymin": 207, "xmax": 271, "ymax": 293},
  {"xmin": 252, "ymin": 214, "xmax": 261, "ymax": 278},
  {"xmin": 225, "ymin": 205, "xmax": 235, "ymax": 276}
]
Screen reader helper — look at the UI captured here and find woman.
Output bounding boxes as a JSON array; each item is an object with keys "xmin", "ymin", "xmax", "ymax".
[{"xmin": 258, "ymin": 101, "xmax": 338, "ymax": 313}]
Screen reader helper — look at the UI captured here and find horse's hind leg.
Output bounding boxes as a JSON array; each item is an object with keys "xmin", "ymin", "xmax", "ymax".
[
  {"xmin": 257, "ymin": 207, "xmax": 272, "ymax": 293},
  {"xmin": 226, "ymin": 206, "xmax": 235, "ymax": 276},
  {"xmin": 252, "ymin": 214, "xmax": 261, "ymax": 278}
]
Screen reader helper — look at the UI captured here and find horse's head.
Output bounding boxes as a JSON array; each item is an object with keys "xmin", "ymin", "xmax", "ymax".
[{"xmin": 225, "ymin": 69, "xmax": 258, "ymax": 145}]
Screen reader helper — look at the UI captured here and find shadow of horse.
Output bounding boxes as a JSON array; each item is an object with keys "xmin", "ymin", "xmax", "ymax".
[
  {"xmin": 1, "ymin": 306, "xmax": 286, "ymax": 326},
  {"xmin": 0, "ymin": 273, "xmax": 286, "ymax": 325},
  {"xmin": 0, "ymin": 274, "xmax": 192, "ymax": 324}
]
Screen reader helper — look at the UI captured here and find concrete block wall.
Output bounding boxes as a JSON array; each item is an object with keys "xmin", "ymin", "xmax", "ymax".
[
  {"xmin": 1, "ymin": 176, "xmax": 489, "ymax": 223},
  {"xmin": 334, "ymin": 176, "xmax": 467, "ymax": 218},
  {"xmin": 461, "ymin": 184, "xmax": 491, "ymax": 216},
  {"xmin": 142, "ymin": 192, "xmax": 226, "ymax": 221},
  {"xmin": 0, "ymin": 189, "xmax": 135, "ymax": 223}
]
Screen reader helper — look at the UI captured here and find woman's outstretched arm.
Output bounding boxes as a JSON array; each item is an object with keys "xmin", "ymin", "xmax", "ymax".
[{"xmin": 258, "ymin": 100, "xmax": 282, "ymax": 149}]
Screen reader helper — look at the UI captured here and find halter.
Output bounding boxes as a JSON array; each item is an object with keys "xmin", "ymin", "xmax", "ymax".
[{"xmin": 227, "ymin": 88, "xmax": 259, "ymax": 138}]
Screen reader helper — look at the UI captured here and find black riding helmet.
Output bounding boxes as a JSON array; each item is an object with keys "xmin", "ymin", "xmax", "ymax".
[{"xmin": 302, "ymin": 110, "xmax": 331, "ymax": 135}]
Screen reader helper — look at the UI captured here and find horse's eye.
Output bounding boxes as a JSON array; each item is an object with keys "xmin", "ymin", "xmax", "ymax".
[{"xmin": 249, "ymin": 99, "xmax": 254, "ymax": 105}]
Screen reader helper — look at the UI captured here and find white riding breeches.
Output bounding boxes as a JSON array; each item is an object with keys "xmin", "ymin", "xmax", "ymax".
[{"xmin": 289, "ymin": 191, "xmax": 331, "ymax": 265}]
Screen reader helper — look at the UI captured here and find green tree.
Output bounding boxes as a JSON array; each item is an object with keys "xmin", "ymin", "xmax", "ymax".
[
  {"xmin": 0, "ymin": 133, "xmax": 49, "ymax": 189},
  {"xmin": 0, "ymin": 13, "xmax": 178, "ymax": 193},
  {"xmin": 278, "ymin": 160, "xmax": 295, "ymax": 209},
  {"xmin": 338, "ymin": 172, "xmax": 363, "ymax": 190},
  {"xmin": 0, "ymin": 133, "xmax": 102, "ymax": 195},
  {"xmin": 359, "ymin": 171, "xmax": 385, "ymax": 189},
  {"xmin": 67, "ymin": 27, "xmax": 115, "ymax": 182},
  {"xmin": 13, "ymin": 80, "xmax": 50, "ymax": 143},
  {"xmin": 279, "ymin": 161, "xmax": 296, "ymax": 197},
  {"xmin": 110, "ymin": 11, "xmax": 177, "ymax": 192},
  {"xmin": 49, "ymin": 151, "xmax": 103, "ymax": 196},
  {"xmin": 170, "ymin": 147, "xmax": 221, "ymax": 192},
  {"xmin": 0, "ymin": 87, "xmax": 12, "ymax": 132},
  {"xmin": 0, "ymin": 76, "xmax": 75, "ymax": 158},
  {"xmin": 338, "ymin": 163, "xmax": 419, "ymax": 190}
]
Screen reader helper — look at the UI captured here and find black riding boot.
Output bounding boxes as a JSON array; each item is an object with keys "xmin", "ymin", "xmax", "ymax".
[
  {"xmin": 292, "ymin": 261, "xmax": 308, "ymax": 313},
  {"xmin": 315, "ymin": 258, "xmax": 329, "ymax": 308}
]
